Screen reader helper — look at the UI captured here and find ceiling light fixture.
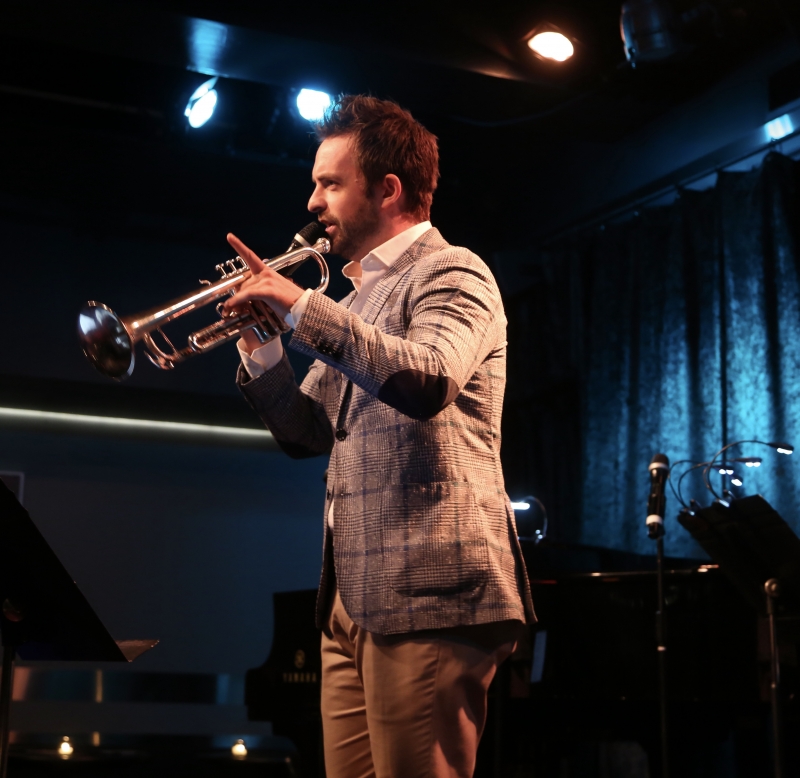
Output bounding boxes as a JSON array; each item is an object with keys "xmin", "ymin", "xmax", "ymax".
[
  {"xmin": 527, "ymin": 31, "xmax": 575, "ymax": 62},
  {"xmin": 185, "ymin": 77, "xmax": 219, "ymax": 129},
  {"xmin": 296, "ymin": 89, "xmax": 333, "ymax": 122}
]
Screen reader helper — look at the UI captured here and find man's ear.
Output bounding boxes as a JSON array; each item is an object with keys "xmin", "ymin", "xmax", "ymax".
[{"xmin": 378, "ymin": 173, "xmax": 404, "ymax": 210}]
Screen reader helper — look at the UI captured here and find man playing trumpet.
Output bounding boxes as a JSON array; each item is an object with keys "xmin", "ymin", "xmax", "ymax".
[{"xmin": 225, "ymin": 94, "xmax": 534, "ymax": 778}]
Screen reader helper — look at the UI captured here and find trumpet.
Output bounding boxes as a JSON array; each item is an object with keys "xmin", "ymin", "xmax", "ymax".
[{"xmin": 78, "ymin": 223, "xmax": 331, "ymax": 380}]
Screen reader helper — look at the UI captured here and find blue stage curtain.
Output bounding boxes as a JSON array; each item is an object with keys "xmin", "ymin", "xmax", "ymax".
[{"xmin": 503, "ymin": 152, "xmax": 800, "ymax": 556}]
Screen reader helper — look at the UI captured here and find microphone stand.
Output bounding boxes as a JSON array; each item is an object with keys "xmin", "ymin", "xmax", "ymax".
[
  {"xmin": 653, "ymin": 526, "xmax": 669, "ymax": 778},
  {"xmin": 648, "ymin": 453, "xmax": 670, "ymax": 778}
]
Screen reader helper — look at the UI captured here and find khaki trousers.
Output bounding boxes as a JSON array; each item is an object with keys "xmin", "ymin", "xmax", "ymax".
[{"xmin": 320, "ymin": 589, "xmax": 520, "ymax": 778}]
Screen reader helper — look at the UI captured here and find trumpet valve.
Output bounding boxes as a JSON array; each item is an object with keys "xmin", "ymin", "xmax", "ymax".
[{"xmin": 215, "ymin": 256, "xmax": 249, "ymax": 279}]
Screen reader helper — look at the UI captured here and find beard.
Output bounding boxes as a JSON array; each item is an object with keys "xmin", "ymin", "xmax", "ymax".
[{"xmin": 326, "ymin": 195, "xmax": 382, "ymax": 260}]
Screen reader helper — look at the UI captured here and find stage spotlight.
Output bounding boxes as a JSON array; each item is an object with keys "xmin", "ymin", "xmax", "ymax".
[
  {"xmin": 765, "ymin": 115, "xmax": 794, "ymax": 142},
  {"xmin": 527, "ymin": 31, "xmax": 574, "ymax": 62},
  {"xmin": 185, "ymin": 77, "xmax": 218, "ymax": 129},
  {"xmin": 730, "ymin": 475, "xmax": 743, "ymax": 487},
  {"xmin": 510, "ymin": 500, "xmax": 531, "ymax": 510},
  {"xmin": 296, "ymin": 88, "xmax": 332, "ymax": 122}
]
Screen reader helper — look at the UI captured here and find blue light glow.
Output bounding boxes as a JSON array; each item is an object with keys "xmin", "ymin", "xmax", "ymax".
[
  {"xmin": 765, "ymin": 115, "xmax": 794, "ymax": 142},
  {"xmin": 187, "ymin": 18, "xmax": 228, "ymax": 73},
  {"xmin": 296, "ymin": 89, "xmax": 332, "ymax": 122},
  {"xmin": 185, "ymin": 78, "xmax": 218, "ymax": 128}
]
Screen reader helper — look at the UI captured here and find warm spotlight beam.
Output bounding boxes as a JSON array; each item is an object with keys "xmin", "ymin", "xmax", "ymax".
[
  {"xmin": 0, "ymin": 407, "xmax": 276, "ymax": 449},
  {"xmin": 527, "ymin": 32, "xmax": 574, "ymax": 62}
]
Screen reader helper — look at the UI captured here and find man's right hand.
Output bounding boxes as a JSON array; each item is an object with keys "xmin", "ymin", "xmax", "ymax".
[{"xmin": 239, "ymin": 325, "xmax": 269, "ymax": 356}]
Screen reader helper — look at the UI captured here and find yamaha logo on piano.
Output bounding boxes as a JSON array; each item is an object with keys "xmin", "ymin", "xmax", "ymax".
[{"xmin": 281, "ymin": 671, "xmax": 318, "ymax": 683}]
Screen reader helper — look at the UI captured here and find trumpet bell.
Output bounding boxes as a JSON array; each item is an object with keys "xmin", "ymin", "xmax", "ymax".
[{"xmin": 78, "ymin": 301, "xmax": 135, "ymax": 380}]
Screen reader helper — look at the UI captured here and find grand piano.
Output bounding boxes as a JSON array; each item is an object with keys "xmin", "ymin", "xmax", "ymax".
[{"xmin": 245, "ymin": 539, "xmax": 799, "ymax": 777}]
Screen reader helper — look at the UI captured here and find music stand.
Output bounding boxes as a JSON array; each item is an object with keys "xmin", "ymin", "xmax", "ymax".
[
  {"xmin": 678, "ymin": 495, "xmax": 800, "ymax": 778},
  {"xmin": 0, "ymin": 480, "xmax": 158, "ymax": 778}
]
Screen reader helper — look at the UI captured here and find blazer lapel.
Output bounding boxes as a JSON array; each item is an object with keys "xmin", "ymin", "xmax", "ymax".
[{"xmin": 358, "ymin": 228, "xmax": 449, "ymax": 325}]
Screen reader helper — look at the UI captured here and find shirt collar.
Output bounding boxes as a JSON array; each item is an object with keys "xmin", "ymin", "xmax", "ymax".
[{"xmin": 342, "ymin": 221, "xmax": 431, "ymax": 281}]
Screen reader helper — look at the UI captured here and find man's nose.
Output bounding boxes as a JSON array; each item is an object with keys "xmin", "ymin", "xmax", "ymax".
[{"xmin": 308, "ymin": 186, "xmax": 324, "ymax": 213}]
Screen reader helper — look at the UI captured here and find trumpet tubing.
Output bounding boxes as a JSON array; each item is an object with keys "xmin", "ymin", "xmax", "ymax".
[{"xmin": 77, "ymin": 236, "xmax": 330, "ymax": 380}]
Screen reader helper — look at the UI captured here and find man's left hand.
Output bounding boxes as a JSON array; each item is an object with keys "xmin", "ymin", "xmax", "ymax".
[{"xmin": 223, "ymin": 233, "xmax": 305, "ymax": 321}]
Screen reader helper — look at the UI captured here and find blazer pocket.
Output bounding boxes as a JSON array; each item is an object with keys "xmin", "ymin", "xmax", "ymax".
[{"xmin": 382, "ymin": 482, "xmax": 489, "ymax": 597}]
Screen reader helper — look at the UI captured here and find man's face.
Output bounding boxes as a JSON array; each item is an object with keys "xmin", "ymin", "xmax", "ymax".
[{"xmin": 308, "ymin": 135, "xmax": 382, "ymax": 261}]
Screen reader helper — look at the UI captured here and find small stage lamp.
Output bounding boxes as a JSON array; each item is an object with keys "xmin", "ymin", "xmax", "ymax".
[
  {"xmin": 512, "ymin": 496, "xmax": 548, "ymax": 543},
  {"xmin": 185, "ymin": 77, "xmax": 219, "ymax": 129},
  {"xmin": 231, "ymin": 738, "xmax": 248, "ymax": 759}
]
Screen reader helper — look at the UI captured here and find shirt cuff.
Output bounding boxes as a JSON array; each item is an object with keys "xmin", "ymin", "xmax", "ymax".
[
  {"xmin": 237, "ymin": 337, "xmax": 284, "ymax": 378},
  {"xmin": 286, "ymin": 288, "xmax": 313, "ymax": 329},
  {"xmin": 237, "ymin": 289, "xmax": 312, "ymax": 378}
]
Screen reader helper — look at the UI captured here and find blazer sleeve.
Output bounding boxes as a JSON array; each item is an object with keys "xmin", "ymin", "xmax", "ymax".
[
  {"xmin": 237, "ymin": 353, "xmax": 334, "ymax": 459},
  {"xmin": 288, "ymin": 248, "xmax": 504, "ymax": 421}
]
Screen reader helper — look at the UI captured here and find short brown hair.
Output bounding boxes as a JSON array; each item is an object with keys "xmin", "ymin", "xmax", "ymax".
[{"xmin": 315, "ymin": 95, "xmax": 439, "ymax": 221}]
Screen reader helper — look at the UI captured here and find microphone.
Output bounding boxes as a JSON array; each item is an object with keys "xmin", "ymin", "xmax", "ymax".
[
  {"xmin": 281, "ymin": 222, "xmax": 328, "ymax": 277},
  {"xmin": 646, "ymin": 453, "xmax": 670, "ymax": 539}
]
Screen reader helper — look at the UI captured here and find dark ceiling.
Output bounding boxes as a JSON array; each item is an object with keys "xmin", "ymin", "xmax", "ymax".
[
  {"xmin": 0, "ymin": 0, "xmax": 798, "ymax": 395},
  {"xmin": 2, "ymin": 0, "xmax": 797, "ymax": 132}
]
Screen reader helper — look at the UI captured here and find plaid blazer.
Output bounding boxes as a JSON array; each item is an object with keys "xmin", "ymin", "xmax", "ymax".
[{"xmin": 239, "ymin": 228, "xmax": 535, "ymax": 634}]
